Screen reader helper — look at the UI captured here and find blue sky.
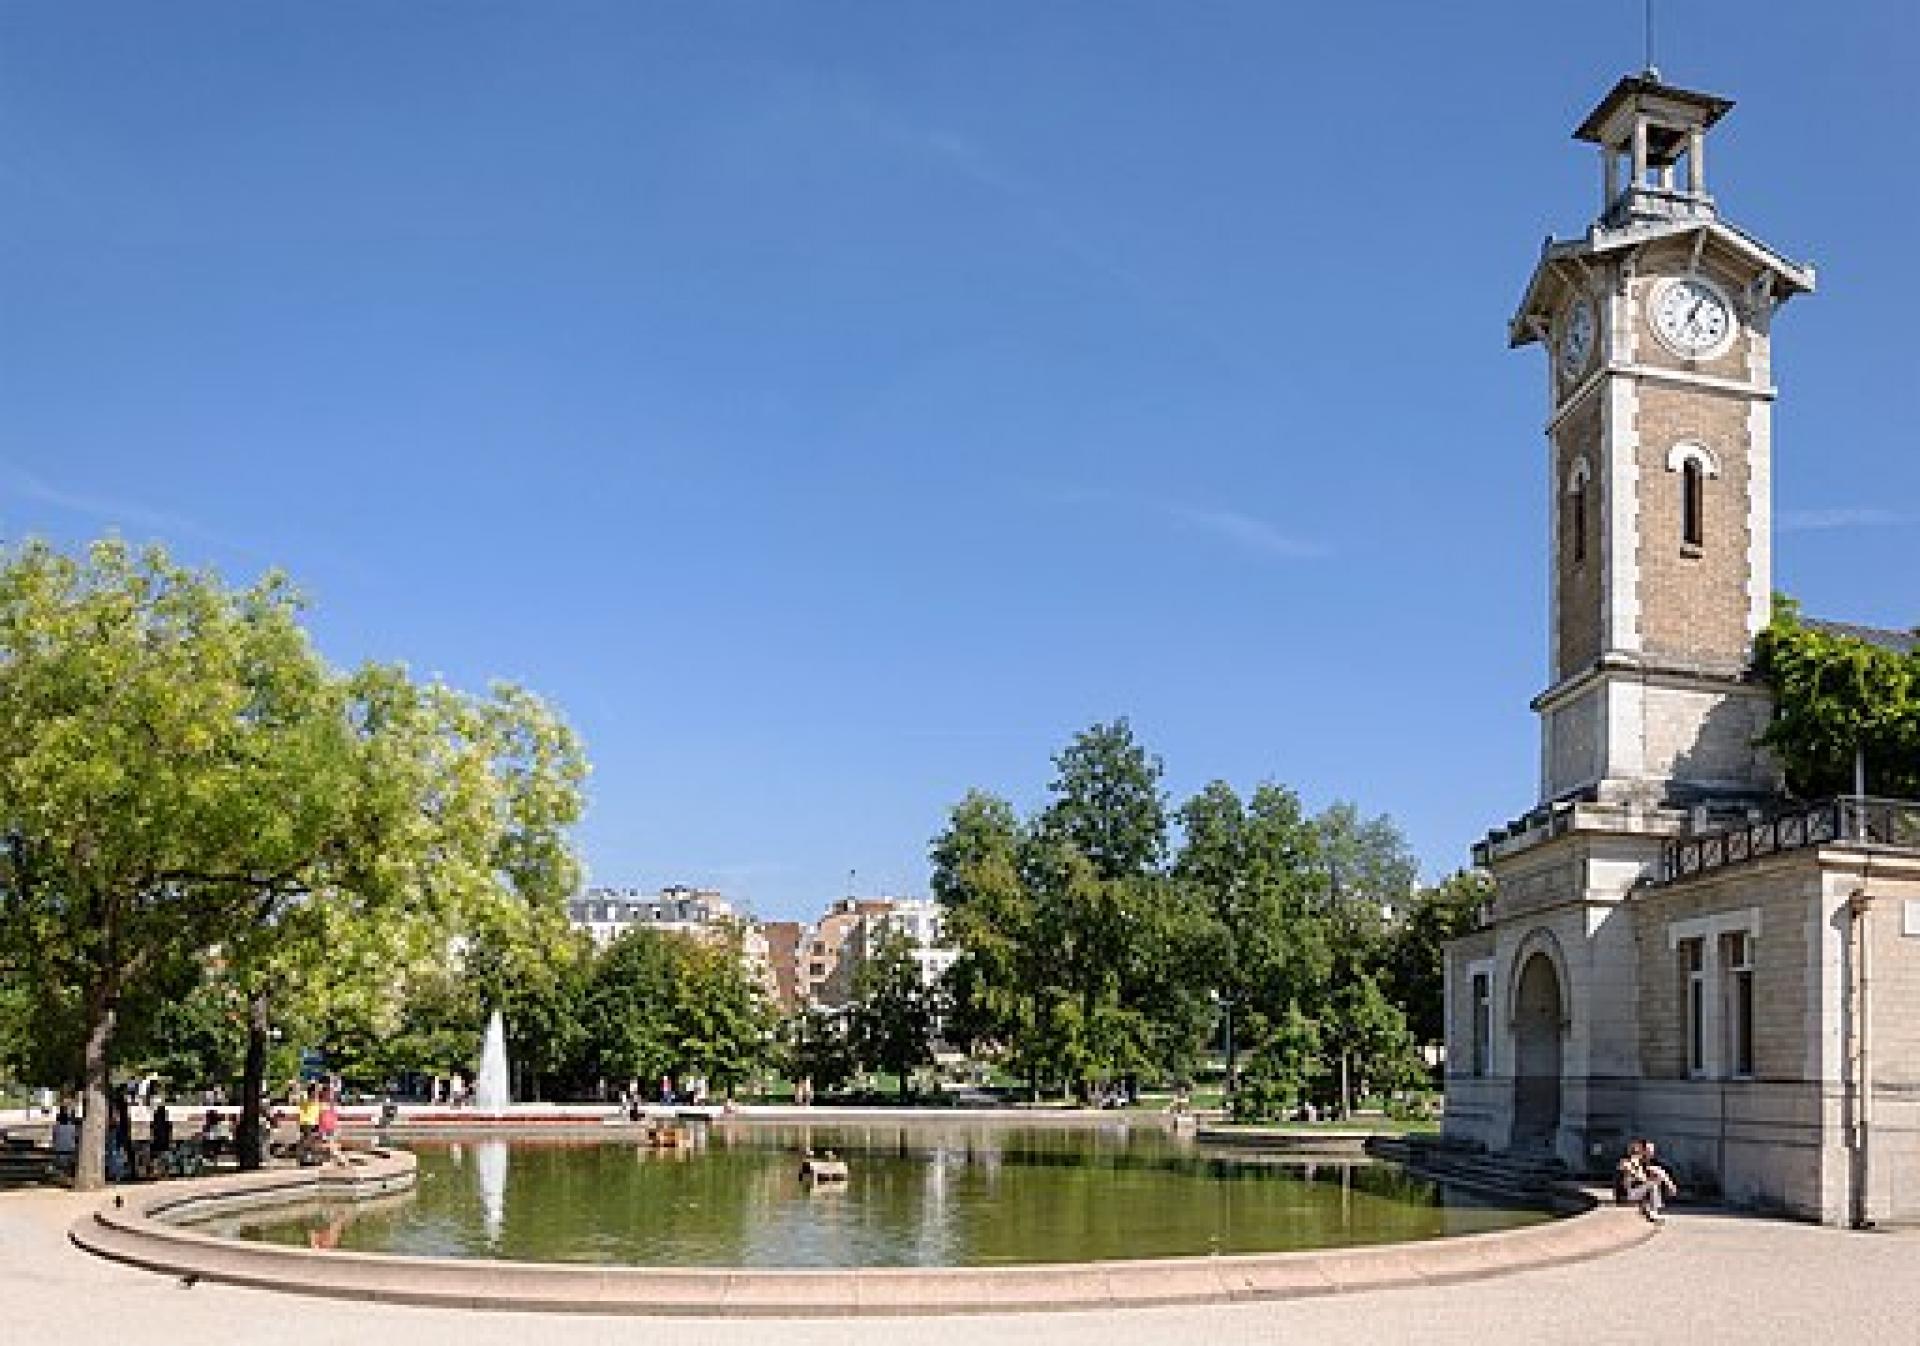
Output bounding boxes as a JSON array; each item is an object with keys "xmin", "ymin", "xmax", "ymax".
[{"xmin": 3, "ymin": 3, "xmax": 1916, "ymax": 921}]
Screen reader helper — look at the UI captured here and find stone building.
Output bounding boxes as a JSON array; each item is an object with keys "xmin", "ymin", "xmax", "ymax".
[
  {"xmin": 1444, "ymin": 72, "xmax": 1920, "ymax": 1226},
  {"xmin": 832, "ymin": 898, "xmax": 959, "ymax": 1005},
  {"xmin": 801, "ymin": 897, "xmax": 900, "ymax": 1008},
  {"xmin": 759, "ymin": 919, "xmax": 806, "ymax": 1012},
  {"xmin": 566, "ymin": 884, "xmax": 739, "ymax": 947},
  {"xmin": 566, "ymin": 884, "xmax": 779, "ymax": 999}
]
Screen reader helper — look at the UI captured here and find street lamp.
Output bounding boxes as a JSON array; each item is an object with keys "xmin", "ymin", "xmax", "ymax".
[{"xmin": 1209, "ymin": 990, "xmax": 1236, "ymax": 1101}]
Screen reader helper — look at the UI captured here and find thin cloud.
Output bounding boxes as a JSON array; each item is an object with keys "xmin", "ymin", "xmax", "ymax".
[
  {"xmin": 1048, "ymin": 486, "xmax": 1327, "ymax": 561},
  {"xmin": 0, "ymin": 462, "xmax": 377, "ymax": 583},
  {"xmin": 1164, "ymin": 503, "xmax": 1330, "ymax": 560},
  {"xmin": 3, "ymin": 463, "xmax": 203, "ymax": 537},
  {"xmin": 1778, "ymin": 507, "xmax": 1916, "ymax": 532}
]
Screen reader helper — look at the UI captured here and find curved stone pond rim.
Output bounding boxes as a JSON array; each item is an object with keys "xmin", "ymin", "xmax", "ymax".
[{"xmin": 69, "ymin": 1146, "xmax": 1658, "ymax": 1316}]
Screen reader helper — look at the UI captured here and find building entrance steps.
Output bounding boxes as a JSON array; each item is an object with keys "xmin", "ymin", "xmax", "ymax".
[{"xmin": 1369, "ymin": 1136, "xmax": 1570, "ymax": 1207}]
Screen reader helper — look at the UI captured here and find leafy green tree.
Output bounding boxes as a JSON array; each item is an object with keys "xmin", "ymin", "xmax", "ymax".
[
  {"xmin": 779, "ymin": 1006, "xmax": 856, "ymax": 1097},
  {"xmin": 1381, "ymin": 870, "xmax": 1492, "ymax": 1051},
  {"xmin": 133, "ymin": 963, "xmax": 247, "ymax": 1094},
  {"xmin": 1755, "ymin": 600, "xmax": 1920, "ymax": 798},
  {"xmin": 668, "ymin": 926, "xmax": 773, "ymax": 1095},
  {"xmin": 1038, "ymin": 718, "xmax": 1167, "ymax": 881},
  {"xmin": 932, "ymin": 792, "xmax": 1051, "ymax": 1091},
  {"xmin": 1174, "ymin": 781, "xmax": 1327, "ymax": 1091},
  {"xmin": 457, "ymin": 906, "xmax": 593, "ymax": 1100},
  {"xmin": 929, "ymin": 791, "xmax": 1024, "ymax": 912},
  {"xmin": 1317, "ymin": 974, "xmax": 1424, "ymax": 1114},
  {"xmin": 1315, "ymin": 802, "xmax": 1419, "ymax": 924},
  {"xmin": 579, "ymin": 926, "xmax": 770, "ymax": 1097},
  {"xmin": 850, "ymin": 926, "xmax": 941, "ymax": 1101},
  {"xmin": 0, "ymin": 539, "xmax": 586, "ymax": 1186},
  {"xmin": 1230, "ymin": 1004, "xmax": 1322, "ymax": 1121},
  {"xmin": 580, "ymin": 927, "xmax": 684, "ymax": 1089}
]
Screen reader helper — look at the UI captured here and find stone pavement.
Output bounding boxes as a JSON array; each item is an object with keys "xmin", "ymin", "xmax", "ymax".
[{"xmin": 4, "ymin": 1186, "xmax": 1917, "ymax": 1345}]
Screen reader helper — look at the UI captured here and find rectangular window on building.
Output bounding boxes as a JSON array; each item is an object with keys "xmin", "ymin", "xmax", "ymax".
[
  {"xmin": 1682, "ymin": 938, "xmax": 1706, "ymax": 1077},
  {"xmin": 1471, "ymin": 973, "xmax": 1492, "ymax": 1077},
  {"xmin": 1724, "ymin": 931, "xmax": 1754, "ymax": 1078}
]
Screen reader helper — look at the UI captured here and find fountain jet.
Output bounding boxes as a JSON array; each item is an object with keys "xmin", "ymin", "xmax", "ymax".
[{"xmin": 475, "ymin": 1010, "xmax": 511, "ymax": 1115}]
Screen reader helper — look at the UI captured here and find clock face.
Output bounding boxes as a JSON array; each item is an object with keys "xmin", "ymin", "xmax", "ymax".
[
  {"xmin": 1652, "ymin": 277, "xmax": 1736, "ymax": 358},
  {"xmin": 1559, "ymin": 300, "xmax": 1595, "ymax": 380}
]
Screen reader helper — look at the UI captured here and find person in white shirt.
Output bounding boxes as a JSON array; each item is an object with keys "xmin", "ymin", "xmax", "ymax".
[{"xmin": 50, "ymin": 1108, "xmax": 78, "ymax": 1173}]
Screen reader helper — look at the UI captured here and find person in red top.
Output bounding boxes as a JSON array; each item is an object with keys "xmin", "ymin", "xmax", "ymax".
[{"xmin": 316, "ymin": 1083, "xmax": 343, "ymax": 1165}]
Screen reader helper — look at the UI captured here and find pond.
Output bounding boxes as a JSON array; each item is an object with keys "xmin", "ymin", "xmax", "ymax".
[{"xmin": 193, "ymin": 1122, "xmax": 1548, "ymax": 1267}]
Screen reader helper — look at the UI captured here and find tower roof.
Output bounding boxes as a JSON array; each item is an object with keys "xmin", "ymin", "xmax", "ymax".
[{"xmin": 1574, "ymin": 74, "xmax": 1734, "ymax": 163}]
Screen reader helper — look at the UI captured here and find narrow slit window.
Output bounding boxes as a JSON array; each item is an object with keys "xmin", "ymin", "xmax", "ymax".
[
  {"xmin": 1682, "ymin": 459, "xmax": 1705, "ymax": 549},
  {"xmin": 1471, "ymin": 973, "xmax": 1492, "ymax": 1077},
  {"xmin": 1682, "ymin": 938, "xmax": 1706, "ymax": 1077},
  {"xmin": 1725, "ymin": 932, "xmax": 1754, "ymax": 1079},
  {"xmin": 1571, "ymin": 479, "xmax": 1588, "ymax": 564}
]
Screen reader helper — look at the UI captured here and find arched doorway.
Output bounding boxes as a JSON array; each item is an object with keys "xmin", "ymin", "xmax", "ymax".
[{"xmin": 1512, "ymin": 952, "xmax": 1563, "ymax": 1151}]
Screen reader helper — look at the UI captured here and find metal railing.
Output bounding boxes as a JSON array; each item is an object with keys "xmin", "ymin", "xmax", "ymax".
[{"xmin": 1658, "ymin": 796, "xmax": 1920, "ymax": 885}]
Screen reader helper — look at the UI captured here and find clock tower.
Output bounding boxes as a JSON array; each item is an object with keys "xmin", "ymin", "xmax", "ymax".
[
  {"xmin": 1509, "ymin": 73, "xmax": 1814, "ymax": 810},
  {"xmin": 1455, "ymin": 73, "xmax": 1818, "ymax": 1167}
]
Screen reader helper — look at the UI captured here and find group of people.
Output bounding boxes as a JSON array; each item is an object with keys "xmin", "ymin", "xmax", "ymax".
[
  {"xmin": 294, "ymin": 1081, "xmax": 343, "ymax": 1165},
  {"xmin": 428, "ymin": 1073, "xmax": 468, "ymax": 1107},
  {"xmin": 44, "ymin": 1087, "xmax": 237, "ymax": 1181},
  {"xmin": 617, "ymin": 1074, "xmax": 711, "ymax": 1113}
]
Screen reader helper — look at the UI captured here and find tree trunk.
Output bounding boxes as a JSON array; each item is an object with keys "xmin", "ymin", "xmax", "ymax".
[
  {"xmin": 237, "ymin": 986, "xmax": 270, "ymax": 1171},
  {"xmin": 73, "ymin": 981, "xmax": 117, "ymax": 1192}
]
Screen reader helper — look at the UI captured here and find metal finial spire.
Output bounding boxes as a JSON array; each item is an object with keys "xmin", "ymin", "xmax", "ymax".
[{"xmin": 1644, "ymin": 0, "xmax": 1660, "ymax": 80}]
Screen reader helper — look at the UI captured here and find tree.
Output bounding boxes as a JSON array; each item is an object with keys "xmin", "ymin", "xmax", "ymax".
[
  {"xmin": 779, "ymin": 1006, "xmax": 855, "ymax": 1097},
  {"xmin": 0, "ymin": 539, "xmax": 586, "ymax": 1186},
  {"xmin": 668, "ymin": 926, "xmax": 773, "ymax": 1095},
  {"xmin": 929, "ymin": 791, "xmax": 1023, "ymax": 913},
  {"xmin": 1754, "ymin": 600, "xmax": 1920, "ymax": 799},
  {"xmin": 1382, "ymin": 871, "xmax": 1492, "ymax": 1051},
  {"xmin": 455, "ymin": 905, "xmax": 593, "ymax": 1100},
  {"xmin": 580, "ymin": 927, "xmax": 685, "ymax": 1089},
  {"xmin": 1038, "ymin": 719, "xmax": 1167, "ymax": 881},
  {"xmin": 1317, "ymin": 975, "xmax": 1424, "ymax": 1115},
  {"xmin": 849, "ymin": 926, "xmax": 940, "ymax": 1101},
  {"xmin": 1314, "ymin": 802, "xmax": 1419, "ymax": 924},
  {"xmin": 579, "ymin": 926, "xmax": 770, "ymax": 1097},
  {"xmin": 931, "ymin": 791, "xmax": 1050, "ymax": 1090},
  {"xmin": 1174, "ymin": 781, "xmax": 1326, "ymax": 1091}
]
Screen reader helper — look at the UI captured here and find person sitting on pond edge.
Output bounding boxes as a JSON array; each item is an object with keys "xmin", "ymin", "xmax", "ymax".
[{"xmin": 1616, "ymin": 1137, "xmax": 1678, "ymax": 1223}]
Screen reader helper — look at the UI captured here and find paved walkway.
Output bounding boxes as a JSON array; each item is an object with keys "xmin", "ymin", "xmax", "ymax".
[{"xmin": 4, "ymin": 1187, "xmax": 1917, "ymax": 1344}]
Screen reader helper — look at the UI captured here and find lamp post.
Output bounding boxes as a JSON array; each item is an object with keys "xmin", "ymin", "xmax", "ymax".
[{"xmin": 1210, "ymin": 990, "xmax": 1237, "ymax": 1103}]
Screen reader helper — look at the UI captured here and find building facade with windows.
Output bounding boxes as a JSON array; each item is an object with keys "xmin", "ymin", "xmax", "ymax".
[
  {"xmin": 566, "ymin": 885, "xmax": 740, "ymax": 947},
  {"xmin": 1444, "ymin": 73, "xmax": 1920, "ymax": 1226},
  {"xmin": 565, "ymin": 884, "xmax": 779, "ymax": 998},
  {"xmin": 832, "ymin": 898, "xmax": 959, "ymax": 1005}
]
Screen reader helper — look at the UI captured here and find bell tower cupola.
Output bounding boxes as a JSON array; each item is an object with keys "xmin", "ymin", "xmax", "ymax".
[{"xmin": 1577, "ymin": 72, "xmax": 1730, "ymax": 231}]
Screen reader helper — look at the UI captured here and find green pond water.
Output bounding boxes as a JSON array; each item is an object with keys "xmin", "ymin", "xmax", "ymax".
[{"xmin": 200, "ymin": 1123, "xmax": 1549, "ymax": 1267}]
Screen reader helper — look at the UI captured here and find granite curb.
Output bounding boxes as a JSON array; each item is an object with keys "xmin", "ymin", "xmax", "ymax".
[{"xmin": 69, "ymin": 1154, "xmax": 1658, "ymax": 1316}]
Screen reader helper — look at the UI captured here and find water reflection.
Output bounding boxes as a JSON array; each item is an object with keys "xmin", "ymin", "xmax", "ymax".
[
  {"xmin": 211, "ymin": 1124, "xmax": 1548, "ymax": 1268},
  {"xmin": 474, "ymin": 1140, "xmax": 509, "ymax": 1247}
]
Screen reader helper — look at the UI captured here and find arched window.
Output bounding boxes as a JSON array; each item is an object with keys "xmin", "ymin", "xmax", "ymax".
[
  {"xmin": 1682, "ymin": 460, "xmax": 1705, "ymax": 549},
  {"xmin": 1665, "ymin": 442, "xmax": 1719, "ymax": 553},
  {"xmin": 1565, "ymin": 456, "xmax": 1592, "ymax": 566}
]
